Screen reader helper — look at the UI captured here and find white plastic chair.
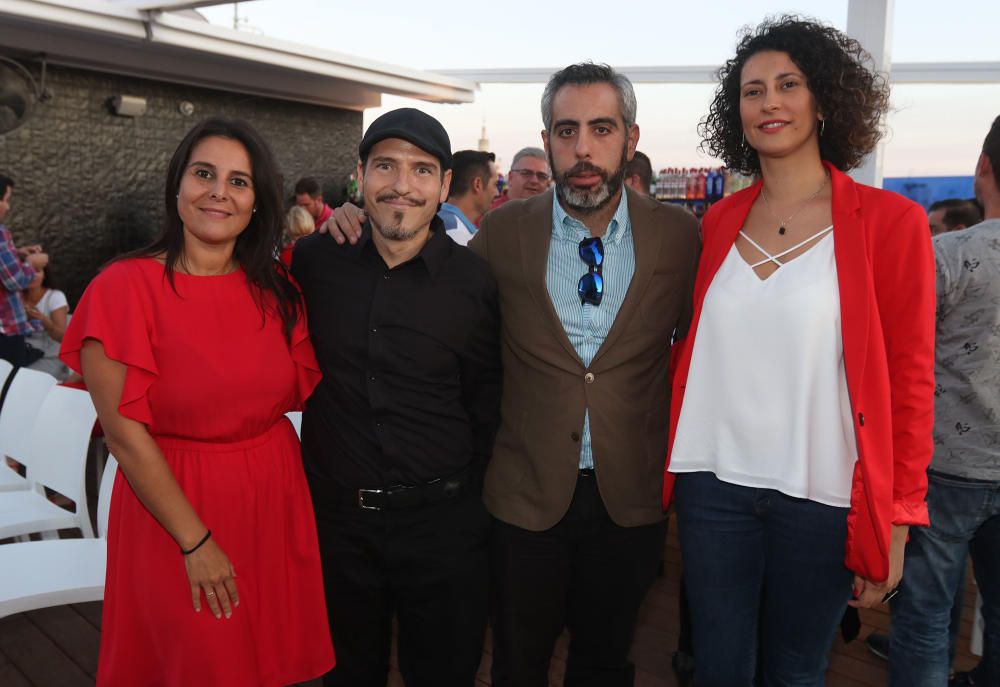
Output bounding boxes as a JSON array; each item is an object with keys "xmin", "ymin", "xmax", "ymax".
[
  {"xmin": 286, "ymin": 411, "xmax": 303, "ymax": 439},
  {"xmin": 0, "ymin": 367, "xmax": 57, "ymax": 493},
  {"xmin": 0, "ymin": 457, "xmax": 117, "ymax": 619},
  {"xmin": 0, "ymin": 385, "xmax": 98, "ymax": 539},
  {"xmin": 0, "ymin": 359, "xmax": 15, "ymax": 489}
]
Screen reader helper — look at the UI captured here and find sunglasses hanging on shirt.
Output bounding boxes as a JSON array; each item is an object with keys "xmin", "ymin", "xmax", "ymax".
[{"xmin": 578, "ymin": 237, "xmax": 604, "ymax": 306}]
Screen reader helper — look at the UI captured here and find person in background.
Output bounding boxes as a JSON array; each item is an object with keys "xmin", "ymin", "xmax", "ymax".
[
  {"xmin": 927, "ymin": 197, "xmax": 983, "ymax": 236},
  {"xmin": 438, "ymin": 150, "xmax": 499, "ymax": 245},
  {"xmin": 0, "ymin": 173, "xmax": 49, "ymax": 366},
  {"xmin": 888, "ymin": 115, "xmax": 1000, "ymax": 687},
  {"xmin": 281, "ymin": 204, "xmax": 315, "ymax": 266},
  {"xmin": 489, "ymin": 146, "xmax": 551, "ymax": 210},
  {"xmin": 666, "ymin": 16, "xmax": 935, "ymax": 685},
  {"xmin": 865, "ymin": 183, "xmax": 985, "ymax": 683},
  {"xmin": 60, "ymin": 117, "xmax": 334, "ymax": 686},
  {"xmin": 295, "ymin": 176, "xmax": 334, "ymax": 229},
  {"xmin": 624, "ymin": 151, "xmax": 653, "ymax": 197},
  {"xmin": 23, "ymin": 264, "xmax": 70, "ymax": 380}
]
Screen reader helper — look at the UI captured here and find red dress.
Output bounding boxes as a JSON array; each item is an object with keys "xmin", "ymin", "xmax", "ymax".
[{"xmin": 61, "ymin": 258, "xmax": 335, "ymax": 686}]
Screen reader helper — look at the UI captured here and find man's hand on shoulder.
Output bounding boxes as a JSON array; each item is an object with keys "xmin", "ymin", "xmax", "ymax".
[{"xmin": 318, "ymin": 203, "xmax": 366, "ymax": 245}]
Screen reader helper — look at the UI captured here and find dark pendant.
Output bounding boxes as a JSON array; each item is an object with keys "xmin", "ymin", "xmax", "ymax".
[{"xmin": 778, "ymin": 226, "xmax": 786, "ymax": 235}]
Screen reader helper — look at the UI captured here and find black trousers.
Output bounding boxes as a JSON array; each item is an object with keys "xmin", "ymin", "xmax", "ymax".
[
  {"xmin": 309, "ymin": 479, "xmax": 490, "ymax": 687},
  {"xmin": 490, "ymin": 472, "xmax": 667, "ymax": 687},
  {"xmin": 0, "ymin": 333, "xmax": 29, "ymax": 367}
]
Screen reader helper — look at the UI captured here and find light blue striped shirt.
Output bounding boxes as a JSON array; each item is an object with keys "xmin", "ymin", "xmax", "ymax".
[{"xmin": 546, "ymin": 191, "xmax": 635, "ymax": 470}]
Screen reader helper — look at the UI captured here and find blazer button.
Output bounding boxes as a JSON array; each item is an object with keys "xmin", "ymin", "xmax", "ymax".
[
  {"xmin": 584, "ymin": 372, "xmax": 595, "ymax": 384},
  {"xmin": 858, "ymin": 412, "xmax": 865, "ymax": 426},
  {"xmin": 570, "ymin": 432, "xmax": 580, "ymax": 442}
]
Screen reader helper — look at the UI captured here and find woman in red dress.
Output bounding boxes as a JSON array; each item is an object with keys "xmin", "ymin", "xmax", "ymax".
[{"xmin": 61, "ymin": 118, "xmax": 335, "ymax": 686}]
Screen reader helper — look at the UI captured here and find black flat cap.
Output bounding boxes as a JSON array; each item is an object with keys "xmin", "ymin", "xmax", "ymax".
[{"xmin": 359, "ymin": 108, "xmax": 452, "ymax": 170}]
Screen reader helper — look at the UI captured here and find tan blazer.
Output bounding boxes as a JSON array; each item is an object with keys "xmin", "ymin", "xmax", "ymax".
[{"xmin": 469, "ymin": 187, "xmax": 700, "ymax": 530}]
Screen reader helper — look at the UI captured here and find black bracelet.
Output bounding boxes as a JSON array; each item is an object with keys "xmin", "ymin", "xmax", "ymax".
[{"xmin": 180, "ymin": 529, "xmax": 212, "ymax": 555}]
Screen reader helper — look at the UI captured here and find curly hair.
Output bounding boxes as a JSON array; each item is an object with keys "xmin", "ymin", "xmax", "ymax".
[{"xmin": 699, "ymin": 15, "xmax": 890, "ymax": 174}]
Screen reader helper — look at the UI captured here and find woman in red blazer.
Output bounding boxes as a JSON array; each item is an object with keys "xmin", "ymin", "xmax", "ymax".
[{"xmin": 663, "ymin": 16, "xmax": 935, "ymax": 685}]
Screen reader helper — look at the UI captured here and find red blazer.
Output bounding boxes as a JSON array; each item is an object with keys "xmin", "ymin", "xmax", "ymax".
[{"xmin": 663, "ymin": 163, "xmax": 936, "ymax": 582}]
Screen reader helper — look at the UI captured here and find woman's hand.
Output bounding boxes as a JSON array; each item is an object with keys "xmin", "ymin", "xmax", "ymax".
[
  {"xmin": 849, "ymin": 524, "xmax": 908, "ymax": 608},
  {"xmin": 16, "ymin": 244, "xmax": 43, "ymax": 259},
  {"xmin": 25, "ymin": 305, "xmax": 49, "ymax": 327},
  {"xmin": 184, "ymin": 537, "xmax": 239, "ymax": 619}
]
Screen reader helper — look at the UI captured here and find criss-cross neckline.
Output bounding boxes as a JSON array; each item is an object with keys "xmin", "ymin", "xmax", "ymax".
[{"xmin": 737, "ymin": 225, "xmax": 834, "ymax": 279}]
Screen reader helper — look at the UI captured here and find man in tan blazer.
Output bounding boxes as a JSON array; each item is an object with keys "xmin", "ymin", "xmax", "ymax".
[{"xmin": 470, "ymin": 63, "xmax": 699, "ymax": 687}]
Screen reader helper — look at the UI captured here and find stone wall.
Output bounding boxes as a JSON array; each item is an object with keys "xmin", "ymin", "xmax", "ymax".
[{"xmin": 0, "ymin": 61, "xmax": 361, "ymax": 303}]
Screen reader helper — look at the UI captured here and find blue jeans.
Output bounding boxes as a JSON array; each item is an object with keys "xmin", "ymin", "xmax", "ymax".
[
  {"xmin": 674, "ymin": 472, "xmax": 854, "ymax": 687},
  {"xmin": 890, "ymin": 470, "xmax": 1000, "ymax": 687}
]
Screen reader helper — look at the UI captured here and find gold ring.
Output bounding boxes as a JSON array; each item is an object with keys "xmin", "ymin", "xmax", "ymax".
[{"xmin": 206, "ymin": 590, "xmax": 216, "ymax": 597}]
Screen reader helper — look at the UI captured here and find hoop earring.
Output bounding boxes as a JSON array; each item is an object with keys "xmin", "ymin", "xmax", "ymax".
[
  {"xmin": 741, "ymin": 131, "xmax": 746, "ymax": 147},
  {"xmin": 819, "ymin": 119, "xmax": 826, "ymax": 137}
]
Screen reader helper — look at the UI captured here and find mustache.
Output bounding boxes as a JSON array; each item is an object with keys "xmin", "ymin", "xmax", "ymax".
[
  {"xmin": 375, "ymin": 192, "xmax": 426, "ymax": 207},
  {"xmin": 562, "ymin": 161, "xmax": 610, "ymax": 181}
]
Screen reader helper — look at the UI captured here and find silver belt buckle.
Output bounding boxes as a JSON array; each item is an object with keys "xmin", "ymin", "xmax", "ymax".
[{"xmin": 358, "ymin": 488, "xmax": 384, "ymax": 510}]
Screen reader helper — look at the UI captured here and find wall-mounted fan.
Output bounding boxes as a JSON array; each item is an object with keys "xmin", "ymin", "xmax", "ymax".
[{"xmin": 0, "ymin": 56, "xmax": 51, "ymax": 135}]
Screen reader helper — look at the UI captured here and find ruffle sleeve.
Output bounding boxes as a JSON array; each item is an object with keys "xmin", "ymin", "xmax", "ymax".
[
  {"xmin": 289, "ymin": 305, "xmax": 321, "ymax": 409},
  {"xmin": 59, "ymin": 260, "xmax": 159, "ymax": 426}
]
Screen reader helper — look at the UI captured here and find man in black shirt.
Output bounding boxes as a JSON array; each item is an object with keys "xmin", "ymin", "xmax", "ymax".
[{"xmin": 292, "ymin": 108, "xmax": 501, "ymax": 687}]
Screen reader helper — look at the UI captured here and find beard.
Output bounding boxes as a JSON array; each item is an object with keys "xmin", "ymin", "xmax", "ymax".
[
  {"xmin": 370, "ymin": 192, "xmax": 427, "ymax": 242},
  {"xmin": 551, "ymin": 144, "xmax": 628, "ymax": 215}
]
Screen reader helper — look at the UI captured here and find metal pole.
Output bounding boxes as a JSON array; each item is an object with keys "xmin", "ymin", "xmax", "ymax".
[{"xmin": 846, "ymin": 0, "xmax": 894, "ymax": 188}]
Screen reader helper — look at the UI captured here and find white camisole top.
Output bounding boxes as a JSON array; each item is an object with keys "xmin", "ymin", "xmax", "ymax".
[{"xmin": 669, "ymin": 226, "xmax": 858, "ymax": 507}]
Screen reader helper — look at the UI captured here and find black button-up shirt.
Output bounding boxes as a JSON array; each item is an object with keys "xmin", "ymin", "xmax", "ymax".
[{"xmin": 292, "ymin": 217, "xmax": 502, "ymax": 489}]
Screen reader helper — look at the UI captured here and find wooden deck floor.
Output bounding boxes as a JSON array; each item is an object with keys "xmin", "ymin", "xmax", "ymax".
[{"xmin": 1, "ymin": 514, "xmax": 982, "ymax": 687}]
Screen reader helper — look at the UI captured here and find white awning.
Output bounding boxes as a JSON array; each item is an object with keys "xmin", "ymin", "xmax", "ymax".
[{"xmin": 0, "ymin": 0, "xmax": 478, "ymax": 111}]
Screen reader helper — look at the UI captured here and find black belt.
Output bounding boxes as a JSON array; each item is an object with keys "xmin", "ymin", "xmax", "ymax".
[{"xmin": 339, "ymin": 466, "xmax": 476, "ymax": 511}]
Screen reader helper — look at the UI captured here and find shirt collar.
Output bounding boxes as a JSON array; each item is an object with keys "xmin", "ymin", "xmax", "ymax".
[
  {"xmin": 551, "ymin": 186, "xmax": 630, "ymax": 244},
  {"xmin": 440, "ymin": 202, "xmax": 477, "ymax": 234},
  {"xmin": 360, "ymin": 214, "xmax": 450, "ymax": 278}
]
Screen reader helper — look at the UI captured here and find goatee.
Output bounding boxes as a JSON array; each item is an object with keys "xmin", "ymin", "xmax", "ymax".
[
  {"xmin": 552, "ymin": 146, "xmax": 628, "ymax": 215},
  {"xmin": 373, "ymin": 193, "xmax": 425, "ymax": 241},
  {"xmin": 374, "ymin": 214, "xmax": 421, "ymax": 242}
]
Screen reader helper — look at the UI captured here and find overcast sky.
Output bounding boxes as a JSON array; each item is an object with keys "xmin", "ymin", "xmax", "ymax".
[{"xmin": 200, "ymin": 0, "xmax": 1000, "ymax": 177}]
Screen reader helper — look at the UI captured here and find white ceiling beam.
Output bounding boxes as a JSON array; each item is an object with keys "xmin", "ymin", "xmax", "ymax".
[
  {"xmin": 435, "ymin": 66, "xmax": 721, "ymax": 84},
  {"xmin": 890, "ymin": 62, "xmax": 1000, "ymax": 83},
  {"xmin": 106, "ymin": 0, "xmax": 243, "ymax": 10},
  {"xmin": 437, "ymin": 61, "xmax": 1000, "ymax": 86}
]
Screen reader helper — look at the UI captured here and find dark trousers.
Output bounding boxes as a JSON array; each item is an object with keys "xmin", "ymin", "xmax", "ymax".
[
  {"xmin": 489, "ymin": 472, "xmax": 667, "ymax": 687},
  {"xmin": 0, "ymin": 333, "xmax": 29, "ymax": 367},
  {"xmin": 675, "ymin": 471, "xmax": 853, "ymax": 687},
  {"xmin": 309, "ymin": 480, "xmax": 490, "ymax": 687}
]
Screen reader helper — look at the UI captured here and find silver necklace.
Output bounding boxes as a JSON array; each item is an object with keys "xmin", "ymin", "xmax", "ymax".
[{"xmin": 759, "ymin": 174, "xmax": 828, "ymax": 235}]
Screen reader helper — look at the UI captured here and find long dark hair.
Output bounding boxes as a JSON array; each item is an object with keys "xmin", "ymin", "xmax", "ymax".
[{"xmin": 125, "ymin": 117, "xmax": 300, "ymax": 338}]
